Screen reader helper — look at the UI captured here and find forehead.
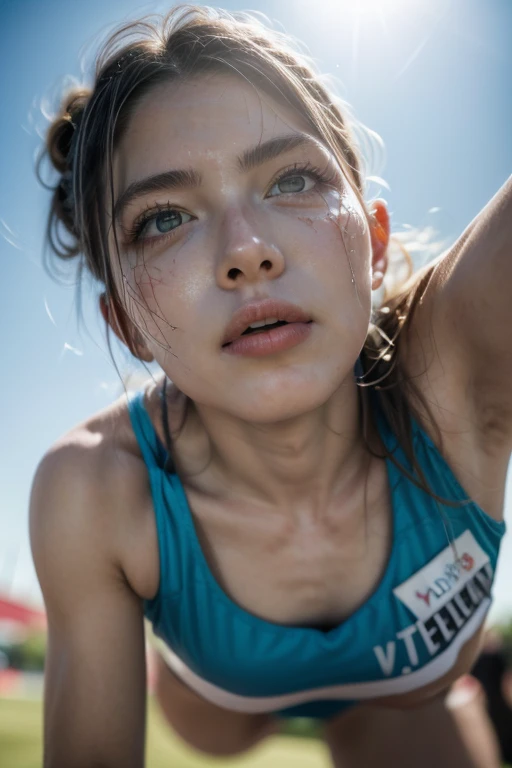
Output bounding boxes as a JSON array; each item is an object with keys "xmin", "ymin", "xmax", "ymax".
[{"xmin": 115, "ymin": 73, "xmax": 314, "ymax": 179}]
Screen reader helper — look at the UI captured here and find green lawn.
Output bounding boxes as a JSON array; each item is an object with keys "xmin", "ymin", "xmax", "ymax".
[
  {"xmin": 3, "ymin": 696, "xmax": 511, "ymax": 768},
  {"xmin": 0, "ymin": 696, "xmax": 330, "ymax": 768}
]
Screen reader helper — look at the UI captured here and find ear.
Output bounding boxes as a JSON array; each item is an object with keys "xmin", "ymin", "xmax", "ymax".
[
  {"xmin": 99, "ymin": 292, "xmax": 154, "ymax": 363},
  {"xmin": 369, "ymin": 199, "xmax": 390, "ymax": 292}
]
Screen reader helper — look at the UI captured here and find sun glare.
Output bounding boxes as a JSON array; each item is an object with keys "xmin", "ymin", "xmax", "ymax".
[{"xmin": 351, "ymin": 0, "xmax": 415, "ymax": 16}]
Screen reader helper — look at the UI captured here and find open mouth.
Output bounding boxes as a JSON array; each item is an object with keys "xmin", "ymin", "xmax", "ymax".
[
  {"xmin": 222, "ymin": 319, "xmax": 313, "ymax": 356},
  {"xmin": 239, "ymin": 320, "xmax": 290, "ymax": 337},
  {"xmin": 221, "ymin": 301, "xmax": 312, "ymax": 348}
]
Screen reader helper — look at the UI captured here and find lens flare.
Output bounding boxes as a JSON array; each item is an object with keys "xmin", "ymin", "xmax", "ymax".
[{"xmin": 350, "ymin": 0, "xmax": 413, "ymax": 15}]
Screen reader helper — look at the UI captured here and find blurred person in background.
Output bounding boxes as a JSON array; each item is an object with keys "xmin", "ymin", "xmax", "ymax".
[{"xmin": 467, "ymin": 627, "xmax": 512, "ymax": 765}]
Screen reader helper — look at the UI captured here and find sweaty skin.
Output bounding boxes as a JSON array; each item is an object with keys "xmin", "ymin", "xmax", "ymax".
[
  {"xmin": 92, "ymin": 68, "xmax": 505, "ymax": 768},
  {"xmin": 110, "ymin": 73, "xmax": 382, "ymax": 521}
]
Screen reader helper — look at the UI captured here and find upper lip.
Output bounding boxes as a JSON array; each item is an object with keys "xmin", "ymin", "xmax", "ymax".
[{"xmin": 222, "ymin": 299, "xmax": 312, "ymax": 345}]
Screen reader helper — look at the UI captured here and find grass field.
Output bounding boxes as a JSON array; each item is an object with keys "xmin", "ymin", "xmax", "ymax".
[
  {"xmin": 0, "ymin": 696, "xmax": 331, "ymax": 768},
  {"xmin": 3, "ymin": 696, "xmax": 511, "ymax": 767}
]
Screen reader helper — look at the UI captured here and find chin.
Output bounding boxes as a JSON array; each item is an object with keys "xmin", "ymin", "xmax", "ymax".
[{"xmin": 220, "ymin": 370, "xmax": 351, "ymax": 424}]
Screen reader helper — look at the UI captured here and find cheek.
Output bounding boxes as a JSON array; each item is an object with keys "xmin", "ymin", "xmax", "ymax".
[
  {"xmin": 332, "ymin": 190, "xmax": 373, "ymax": 311},
  {"xmin": 288, "ymin": 190, "xmax": 371, "ymax": 295},
  {"xmin": 293, "ymin": 192, "xmax": 372, "ymax": 342},
  {"xmin": 336, "ymin": 189, "xmax": 371, "ymax": 271},
  {"xmin": 129, "ymin": 257, "xmax": 173, "ymax": 299},
  {"xmin": 126, "ymin": 249, "xmax": 215, "ymax": 357},
  {"xmin": 133, "ymin": 262, "xmax": 172, "ymax": 292},
  {"xmin": 122, "ymin": 257, "xmax": 181, "ymax": 343}
]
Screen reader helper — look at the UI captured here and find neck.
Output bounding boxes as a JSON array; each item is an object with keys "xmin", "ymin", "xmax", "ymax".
[{"xmin": 191, "ymin": 379, "xmax": 371, "ymax": 522}]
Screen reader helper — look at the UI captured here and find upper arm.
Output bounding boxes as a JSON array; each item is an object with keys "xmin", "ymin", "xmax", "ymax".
[
  {"xmin": 427, "ymin": 175, "xmax": 512, "ymax": 443},
  {"xmin": 29, "ymin": 443, "xmax": 147, "ymax": 768}
]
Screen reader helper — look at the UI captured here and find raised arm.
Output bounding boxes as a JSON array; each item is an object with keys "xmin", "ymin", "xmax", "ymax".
[
  {"xmin": 428, "ymin": 174, "xmax": 512, "ymax": 442},
  {"xmin": 29, "ymin": 442, "xmax": 147, "ymax": 768}
]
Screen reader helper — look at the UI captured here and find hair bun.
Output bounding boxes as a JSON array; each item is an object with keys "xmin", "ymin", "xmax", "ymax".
[
  {"xmin": 38, "ymin": 87, "xmax": 92, "ymax": 264},
  {"xmin": 46, "ymin": 88, "xmax": 91, "ymax": 173}
]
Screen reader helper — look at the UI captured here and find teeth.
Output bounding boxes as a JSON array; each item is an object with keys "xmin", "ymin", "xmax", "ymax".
[{"xmin": 248, "ymin": 317, "xmax": 279, "ymax": 329}]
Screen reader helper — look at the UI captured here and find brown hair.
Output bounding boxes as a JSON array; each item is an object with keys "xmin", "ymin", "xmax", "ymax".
[{"xmin": 37, "ymin": 4, "xmax": 462, "ymax": 512}]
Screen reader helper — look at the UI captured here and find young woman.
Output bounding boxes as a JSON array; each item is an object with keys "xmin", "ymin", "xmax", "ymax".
[{"xmin": 30, "ymin": 5, "xmax": 511, "ymax": 767}]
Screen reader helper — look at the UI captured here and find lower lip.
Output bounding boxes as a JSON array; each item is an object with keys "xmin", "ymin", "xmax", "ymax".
[{"xmin": 223, "ymin": 322, "xmax": 313, "ymax": 357}]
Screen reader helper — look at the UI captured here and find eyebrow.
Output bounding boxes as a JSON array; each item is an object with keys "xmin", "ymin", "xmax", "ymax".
[
  {"xmin": 114, "ymin": 168, "xmax": 201, "ymax": 223},
  {"xmin": 237, "ymin": 133, "xmax": 316, "ymax": 173},
  {"xmin": 114, "ymin": 132, "xmax": 318, "ymax": 223}
]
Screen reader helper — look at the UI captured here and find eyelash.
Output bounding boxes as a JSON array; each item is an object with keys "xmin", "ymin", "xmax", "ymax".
[{"xmin": 123, "ymin": 161, "xmax": 340, "ymax": 248}]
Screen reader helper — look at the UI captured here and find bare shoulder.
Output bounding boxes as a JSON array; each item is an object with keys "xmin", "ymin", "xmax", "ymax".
[
  {"xmin": 39, "ymin": 387, "xmax": 148, "ymax": 508},
  {"xmin": 32, "ymin": 382, "xmax": 163, "ymax": 600},
  {"xmin": 398, "ymin": 260, "xmax": 509, "ymax": 522}
]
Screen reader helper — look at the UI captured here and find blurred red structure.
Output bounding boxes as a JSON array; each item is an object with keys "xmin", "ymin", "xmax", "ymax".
[
  {"xmin": 0, "ymin": 595, "xmax": 47, "ymax": 695},
  {"xmin": 0, "ymin": 595, "xmax": 47, "ymax": 634},
  {"xmin": 0, "ymin": 594, "xmax": 158, "ymax": 696}
]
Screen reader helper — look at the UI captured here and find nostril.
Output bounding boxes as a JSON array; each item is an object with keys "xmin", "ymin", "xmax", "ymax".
[
  {"xmin": 261, "ymin": 260, "xmax": 272, "ymax": 271},
  {"xmin": 227, "ymin": 267, "xmax": 242, "ymax": 280}
]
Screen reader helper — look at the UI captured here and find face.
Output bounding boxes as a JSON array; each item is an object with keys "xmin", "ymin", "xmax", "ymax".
[{"xmin": 111, "ymin": 73, "xmax": 373, "ymax": 423}]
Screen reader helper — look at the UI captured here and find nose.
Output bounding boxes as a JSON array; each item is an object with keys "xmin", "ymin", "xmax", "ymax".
[{"xmin": 215, "ymin": 208, "xmax": 285, "ymax": 289}]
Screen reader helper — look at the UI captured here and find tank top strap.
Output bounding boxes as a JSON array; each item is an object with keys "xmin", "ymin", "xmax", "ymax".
[
  {"xmin": 127, "ymin": 387, "xmax": 186, "ymax": 610},
  {"xmin": 365, "ymin": 387, "xmax": 454, "ymax": 541},
  {"xmin": 161, "ymin": 377, "xmax": 177, "ymax": 474}
]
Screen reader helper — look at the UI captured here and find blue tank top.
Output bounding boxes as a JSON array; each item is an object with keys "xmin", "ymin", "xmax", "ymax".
[{"xmin": 127, "ymin": 386, "xmax": 505, "ymax": 720}]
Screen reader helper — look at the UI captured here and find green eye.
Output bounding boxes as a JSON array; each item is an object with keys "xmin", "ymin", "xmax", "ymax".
[
  {"xmin": 277, "ymin": 175, "xmax": 306, "ymax": 193},
  {"xmin": 154, "ymin": 211, "xmax": 186, "ymax": 233},
  {"xmin": 138, "ymin": 209, "xmax": 193, "ymax": 239},
  {"xmin": 268, "ymin": 173, "xmax": 316, "ymax": 197}
]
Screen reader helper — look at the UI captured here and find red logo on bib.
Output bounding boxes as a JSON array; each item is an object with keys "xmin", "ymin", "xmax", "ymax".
[{"xmin": 460, "ymin": 553, "xmax": 474, "ymax": 571}]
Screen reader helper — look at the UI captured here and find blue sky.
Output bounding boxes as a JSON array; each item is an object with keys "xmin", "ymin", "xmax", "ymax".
[{"xmin": 1, "ymin": 0, "xmax": 512, "ymax": 620}]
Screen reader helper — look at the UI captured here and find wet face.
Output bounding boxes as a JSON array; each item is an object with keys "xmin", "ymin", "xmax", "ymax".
[{"xmin": 112, "ymin": 73, "xmax": 373, "ymax": 422}]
